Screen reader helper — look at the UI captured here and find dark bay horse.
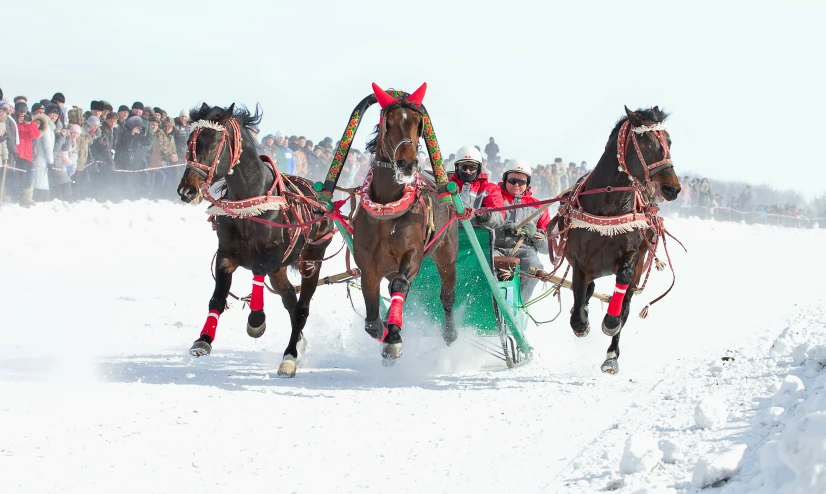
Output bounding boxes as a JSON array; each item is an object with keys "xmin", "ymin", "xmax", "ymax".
[
  {"xmin": 177, "ymin": 103, "xmax": 333, "ymax": 377},
  {"xmin": 352, "ymin": 83, "xmax": 458, "ymax": 363},
  {"xmin": 558, "ymin": 106, "xmax": 681, "ymax": 374}
]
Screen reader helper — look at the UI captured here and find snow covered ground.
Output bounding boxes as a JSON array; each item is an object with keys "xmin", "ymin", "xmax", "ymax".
[{"xmin": 1, "ymin": 200, "xmax": 825, "ymax": 494}]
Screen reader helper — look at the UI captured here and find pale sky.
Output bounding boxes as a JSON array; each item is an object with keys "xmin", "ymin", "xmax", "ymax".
[{"xmin": 5, "ymin": 0, "xmax": 824, "ymax": 197}]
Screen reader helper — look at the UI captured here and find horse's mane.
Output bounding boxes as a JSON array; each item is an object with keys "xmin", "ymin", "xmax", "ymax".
[
  {"xmin": 189, "ymin": 103, "xmax": 263, "ymax": 133},
  {"xmin": 609, "ymin": 107, "xmax": 670, "ymax": 139},
  {"xmin": 365, "ymin": 95, "xmax": 424, "ymax": 154}
]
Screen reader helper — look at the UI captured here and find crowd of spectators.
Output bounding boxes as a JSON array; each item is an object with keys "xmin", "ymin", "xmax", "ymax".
[
  {"xmin": 1, "ymin": 87, "xmax": 822, "ymax": 229},
  {"xmin": 660, "ymin": 177, "xmax": 823, "ymax": 228}
]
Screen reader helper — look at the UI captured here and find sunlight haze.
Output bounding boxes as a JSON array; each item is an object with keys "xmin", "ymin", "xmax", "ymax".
[{"xmin": 4, "ymin": 0, "xmax": 824, "ymax": 196}]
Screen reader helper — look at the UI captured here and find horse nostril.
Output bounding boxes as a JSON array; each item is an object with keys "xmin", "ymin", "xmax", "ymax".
[{"xmin": 662, "ymin": 185, "xmax": 676, "ymax": 196}]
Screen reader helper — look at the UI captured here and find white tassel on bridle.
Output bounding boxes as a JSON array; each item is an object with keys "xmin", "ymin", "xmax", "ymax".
[
  {"xmin": 632, "ymin": 122, "xmax": 667, "ymax": 134},
  {"xmin": 191, "ymin": 120, "xmax": 226, "ymax": 132}
]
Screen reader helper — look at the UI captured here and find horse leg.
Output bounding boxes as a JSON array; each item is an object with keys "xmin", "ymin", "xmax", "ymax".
[
  {"xmin": 190, "ymin": 254, "xmax": 235, "ymax": 357},
  {"xmin": 434, "ymin": 253, "xmax": 458, "ymax": 346},
  {"xmin": 382, "ymin": 250, "xmax": 422, "ymax": 362},
  {"xmin": 602, "ymin": 252, "xmax": 645, "ymax": 374},
  {"xmin": 569, "ymin": 265, "xmax": 592, "ymax": 337},
  {"xmin": 602, "ymin": 253, "xmax": 637, "ymax": 337},
  {"xmin": 247, "ymin": 271, "xmax": 268, "ymax": 338},
  {"xmin": 361, "ymin": 267, "xmax": 385, "ymax": 341},
  {"xmin": 267, "ymin": 267, "xmax": 304, "ymax": 378}
]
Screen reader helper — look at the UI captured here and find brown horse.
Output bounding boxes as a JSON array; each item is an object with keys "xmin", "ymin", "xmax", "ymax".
[
  {"xmin": 352, "ymin": 84, "xmax": 458, "ymax": 363},
  {"xmin": 177, "ymin": 103, "xmax": 333, "ymax": 377},
  {"xmin": 558, "ymin": 106, "xmax": 681, "ymax": 374}
]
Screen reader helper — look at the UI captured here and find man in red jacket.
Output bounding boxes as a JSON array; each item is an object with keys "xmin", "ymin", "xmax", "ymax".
[
  {"xmin": 13, "ymin": 101, "xmax": 41, "ymax": 206},
  {"xmin": 449, "ymin": 145, "xmax": 504, "ymax": 228},
  {"xmin": 495, "ymin": 159, "xmax": 552, "ymax": 302}
]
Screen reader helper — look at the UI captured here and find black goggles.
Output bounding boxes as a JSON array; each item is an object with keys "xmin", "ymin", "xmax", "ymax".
[
  {"xmin": 507, "ymin": 178, "xmax": 527, "ymax": 186},
  {"xmin": 458, "ymin": 162, "xmax": 479, "ymax": 172}
]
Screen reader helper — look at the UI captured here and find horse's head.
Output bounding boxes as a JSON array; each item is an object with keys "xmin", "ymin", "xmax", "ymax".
[
  {"xmin": 177, "ymin": 102, "xmax": 242, "ymax": 204},
  {"xmin": 369, "ymin": 82, "xmax": 427, "ymax": 185},
  {"xmin": 619, "ymin": 106, "xmax": 681, "ymax": 201}
]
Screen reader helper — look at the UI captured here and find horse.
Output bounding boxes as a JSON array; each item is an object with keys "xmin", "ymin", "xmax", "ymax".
[
  {"xmin": 177, "ymin": 103, "xmax": 333, "ymax": 377},
  {"xmin": 554, "ymin": 106, "xmax": 681, "ymax": 374},
  {"xmin": 352, "ymin": 83, "xmax": 458, "ymax": 363}
]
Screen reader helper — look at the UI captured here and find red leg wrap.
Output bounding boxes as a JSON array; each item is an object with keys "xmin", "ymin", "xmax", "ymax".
[
  {"xmin": 387, "ymin": 292, "xmax": 406, "ymax": 328},
  {"xmin": 201, "ymin": 310, "xmax": 220, "ymax": 341},
  {"xmin": 251, "ymin": 275, "xmax": 265, "ymax": 311},
  {"xmin": 607, "ymin": 283, "xmax": 630, "ymax": 317}
]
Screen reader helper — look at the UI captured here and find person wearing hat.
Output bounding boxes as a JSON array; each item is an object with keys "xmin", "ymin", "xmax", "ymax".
[
  {"xmin": 260, "ymin": 134, "xmax": 277, "ymax": 160},
  {"xmin": 493, "ymin": 158, "xmax": 552, "ymax": 302},
  {"xmin": 71, "ymin": 116, "xmax": 104, "ymax": 199},
  {"xmin": 172, "ymin": 111, "xmax": 190, "ymax": 166},
  {"xmin": 31, "ymin": 103, "xmax": 45, "ymax": 115},
  {"xmin": 12, "ymin": 101, "xmax": 41, "ymax": 205},
  {"xmin": 116, "ymin": 113, "xmax": 151, "ymax": 199},
  {"xmin": 449, "ymin": 145, "xmax": 504, "ymax": 228},
  {"xmin": 31, "ymin": 110, "xmax": 55, "ymax": 201},
  {"xmin": 273, "ymin": 130, "xmax": 294, "ymax": 174},
  {"xmin": 0, "ymin": 100, "xmax": 16, "ymax": 202},
  {"xmin": 51, "ymin": 92, "xmax": 67, "ymax": 129}
]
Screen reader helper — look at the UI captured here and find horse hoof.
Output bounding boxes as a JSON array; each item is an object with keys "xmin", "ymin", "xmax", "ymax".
[
  {"xmin": 382, "ymin": 342, "xmax": 403, "ymax": 361},
  {"xmin": 602, "ymin": 315, "xmax": 622, "ymax": 336},
  {"xmin": 573, "ymin": 324, "xmax": 590, "ymax": 338},
  {"xmin": 277, "ymin": 356, "xmax": 297, "ymax": 377},
  {"xmin": 601, "ymin": 358, "xmax": 619, "ymax": 374},
  {"xmin": 247, "ymin": 310, "xmax": 266, "ymax": 338},
  {"xmin": 190, "ymin": 339, "xmax": 212, "ymax": 357},
  {"xmin": 364, "ymin": 318, "xmax": 384, "ymax": 340},
  {"xmin": 443, "ymin": 328, "xmax": 458, "ymax": 346}
]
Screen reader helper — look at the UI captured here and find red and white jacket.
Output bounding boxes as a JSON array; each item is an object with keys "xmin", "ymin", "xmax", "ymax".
[{"xmin": 450, "ymin": 172, "xmax": 505, "ymax": 220}]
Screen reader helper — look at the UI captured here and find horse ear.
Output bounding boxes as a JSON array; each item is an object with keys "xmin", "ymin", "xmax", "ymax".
[
  {"xmin": 372, "ymin": 82, "xmax": 398, "ymax": 109},
  {"xmin": 407, "ymin": 83, "xmax": 427, "ymax": 107},
  {"xmin": 222, "ymin": 103, "xmax": 235, "ymax": 121},
  {"xmin": 200, "ymin": 102, "xmax": 210, "ymax": 114},
  {"xmin": 624, "ymin": 105, "xmax": 643, "ymax": 126}
]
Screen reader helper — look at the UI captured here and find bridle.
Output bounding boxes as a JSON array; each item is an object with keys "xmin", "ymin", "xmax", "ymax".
[
  {"xmin": 616, "ymin": 120, "xmax": 673, "ymax": 185},
  {"xmin": 185, "ymin": 118, "xmax": 243, "ymax": 187},
  {"xmin": 374, "ymin": 108, "xmax": 423, "ymax": 171}
]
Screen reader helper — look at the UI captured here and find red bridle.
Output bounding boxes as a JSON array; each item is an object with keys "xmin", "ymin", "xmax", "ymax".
[
  {"xmin": 616, "ymin": 120, "xmax": 673, "ymax": 184},
  {"xmin": 185, "ymin": 118, "xmax": 243, "ymax": 187}
]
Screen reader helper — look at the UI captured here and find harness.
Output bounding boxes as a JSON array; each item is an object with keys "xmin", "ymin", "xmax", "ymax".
[
  {"xmin": 548, "ymin": 119, "xmax": 683, "ymax": 317},
  {"xmin": 186, "ymin": 117, "xmax": 333, "ymax": 269}
]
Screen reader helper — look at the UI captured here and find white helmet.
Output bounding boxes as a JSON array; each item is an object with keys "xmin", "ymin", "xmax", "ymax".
[
  {"xmin": 504, "ymin": 158, "xmax": 531, "ymax": 177},
  {"xmin": 454, "ymin": 145, "xmax": 482, "ymax": 166}
]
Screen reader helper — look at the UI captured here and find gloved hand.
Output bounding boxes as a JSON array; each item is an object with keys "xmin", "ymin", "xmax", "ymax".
[
  {"xmin": 503, "ymin": 222, "xmax": 518, "ymax": 235},
  {"xmin": 475, "ymin": 211, "xmax": 492, "ymax": 224},
  {"xmin": 518, "ymin": 222, "xmax": 537, "ymax": 238}
]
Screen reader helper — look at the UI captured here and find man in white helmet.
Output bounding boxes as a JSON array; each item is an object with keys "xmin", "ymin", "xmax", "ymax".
[
  {"xmin": 494, "ymin": 158, "xmax": 551, "ymax": 302},
  {"xmin": 449, "ymin": 145, "xmax": 504, "ymax": 227}
]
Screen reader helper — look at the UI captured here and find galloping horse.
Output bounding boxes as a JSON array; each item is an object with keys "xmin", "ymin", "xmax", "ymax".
[
  {"xmin": 352, "ymin": 83, "xmax": 458, "ymax": 363},
  {"xmin": 554, "ymin": 106, "xmax": 681, "ymax": 374},
  {"xmin": 177, "ymin": 103, "xmax": 333, "ymax": 377}
]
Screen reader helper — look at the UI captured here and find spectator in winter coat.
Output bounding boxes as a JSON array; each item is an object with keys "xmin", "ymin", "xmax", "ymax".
[
  {"xmin": 0, "ymin": 102, "xmax": 11, "ymax": 181},
  {"xmin": 116, "ymin": 115, "xmax": 150, "ymax": 199},
  {"xmin": 53, "ymin": 125, "xmax": 80, "ymax": 201},
  {"xmin": 484, "ymin": 137, "xmax": 499, "ymax": 165},
  {"xmin": 288, "ymin": 140, "xmax": 309, "ymax": 177},
  {"xmin": 273, "ymin": 131, "xmax": 294, "ymax": 174},
  {"xmin": 173, "ymin": 111, "xmax": 190, "ymax": 163},
  {"xmin": 14, "ymin": 101, "xmax": 41, "ymax": 206},
  {"xmin": 448, "ymin": 145, "xmax": 504, "ymax": 228},
  {"xmin": 32, "ymin": 114, "xmax": 55, "ymax": 201},
  {"xmin": 260, "ymin": 135, "xmax": 277, "ymax": 160},
  {"xmin": 493, "ymin": 159, "xmax": 551, "ymax": 303}
]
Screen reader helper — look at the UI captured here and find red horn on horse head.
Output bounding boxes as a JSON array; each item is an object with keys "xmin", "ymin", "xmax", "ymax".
[
  {"xmin": 407, "ymin": 83, "xmax": 427, "ymax": 107},
  {"xmin": 372, "ymin": 82, "xmax": 398, "ymax": 109}
]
